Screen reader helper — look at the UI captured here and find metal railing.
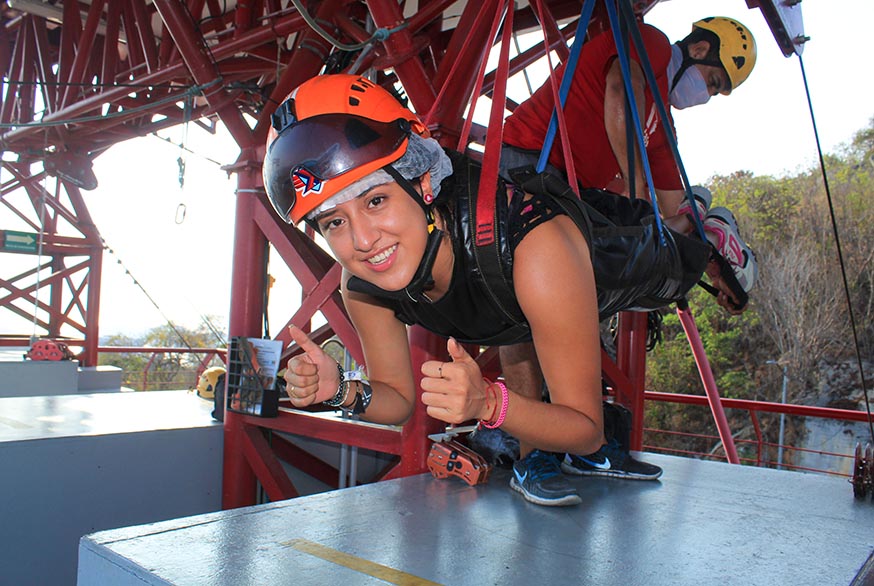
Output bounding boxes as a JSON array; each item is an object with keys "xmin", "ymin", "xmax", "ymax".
[
  {"xmin": 643, "ymin": 390, "xmax": 872, "ymax": 477},
  {"xmin": 92, "ymin": 346, "xmax": 872, "ymax": 477},
  {"xmin": 97, "ymin": 346, "xmax": 227, "ymax": 392}
]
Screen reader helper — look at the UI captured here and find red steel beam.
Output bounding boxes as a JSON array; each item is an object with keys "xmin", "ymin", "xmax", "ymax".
[
  {"xmin": 152, "ymin": 0, "xmax": 253, "ymax": 145},
  {"xmin": 240, "ymin": 423, "xmax": 300, "ymax": 501},
  {"xmin": 30, "ymin": 14, "xmax": 58, "ymax": 114},
  {"xmin": 253, "ymin": 0, "xmax": 341, "ymax": 144},
  {"xmin": 249, "ymin": 412, "xmax": 404, "ymax": 456},
  {"xmin": 427, "ymin": 0, "xmax": 501, "ymax": 141},
  {"xmin": 1, "ymin": 11, "xmax": 307, "ymax": 148},
  {"xmin": 121, "ymin": 2, "xmax": 145, "ymax": 70},
  {"xmin": 60, "ymin": 0, "xmax": 106, "ymax": 109},
  {"xmin": 366, "ymin": 0, "xmax": 436, "ymax": 115},
  {"xmin": 57, "ymin": 0, "xmax": 82, "ymax": 94},
  {"xmin": 223, "ymin": 149, "xmax": 265, "ymax": 508},
  {"xmin": 130, "ymin": 0, "xmax": 160, "ymax": 72},
  {"xmin": 616, "ymin": 311, "xmax": 649, "ymax": 451}
]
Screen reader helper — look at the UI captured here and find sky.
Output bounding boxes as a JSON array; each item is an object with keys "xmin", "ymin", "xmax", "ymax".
[{"xmin": 3, "ymin": 0, "xmax": 872, "ymax": 342}]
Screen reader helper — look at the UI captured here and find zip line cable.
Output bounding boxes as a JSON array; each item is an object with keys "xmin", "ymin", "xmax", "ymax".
[
  {"xmin": 102, "ymin": 238, "xmax": 227, "ymax": 348},
  {"xmin": 1, "ymin": 79, "xmax": 196, "ymax": 89},
  {"xmin": 101, "ymin": 237, "xmax": 194, "ymax": 350},
  {"xmin": 149, "ymin": 132, "xmax": 225, "ymax": 167},
  {"xmin": 30, "ymin": 134, "xmax": 49, "ymax": 343},
  {"xmin": 289, "ymin": 0, "xmax": 407, "ymax": 52},
  {"xmin": 0, "ymin": 79, "xmax": 220, "ymax": 129},
  {"xmin": 798, "ymin": 54, "xmax": 874, "ymax": 443},
  {"xmin": 199, "ymin": 313, "xmax": 227, "ymax": 347}
]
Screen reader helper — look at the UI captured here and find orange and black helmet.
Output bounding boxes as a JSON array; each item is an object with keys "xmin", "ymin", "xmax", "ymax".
[{"xmin": 263, "ymin": 74, "xmax": 429, "ymax": 225}]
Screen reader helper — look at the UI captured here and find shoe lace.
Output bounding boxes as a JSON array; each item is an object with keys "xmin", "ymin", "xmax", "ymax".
[{"xmin": 526, "ymin": 450, "xmax": 561, "ymax": 481}]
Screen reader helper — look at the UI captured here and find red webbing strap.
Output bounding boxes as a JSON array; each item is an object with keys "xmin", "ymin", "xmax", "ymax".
[
  {"xmin": 473, "ymin": 0, "xmax": 513, "ymax": 247},
  {"xmin": 423, "ymin": 0, "xmax": 500, "ymax": 130},
  {"xmin": 530, "ymin": 0, "xmax": 578, "ymax": 195},
  {"xmin": 456, "ymin": 2, "xmax": 507, "ymax": 153}
]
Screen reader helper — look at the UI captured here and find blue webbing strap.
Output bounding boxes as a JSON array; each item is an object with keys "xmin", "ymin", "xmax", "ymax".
[
  {"xmin": 617, "ymin": 0, "xmax": 706, "ymax": 240},
  {"xmin": 536, "ymin": 0, "xmax": 596, "ymax": 174},
  {"xmin": 619, "ymin": 9, "xmax": 636, "ymax": 200},
  {"xmin": 604, "ymin": 0, "xmax": 666, "ymax": 245}
]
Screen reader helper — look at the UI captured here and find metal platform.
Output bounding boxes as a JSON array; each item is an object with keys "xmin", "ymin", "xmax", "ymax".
[
  {"xmin": 0, "ymin": 355, "xmax": 124, "ymax": 397},
  {"xmin": 79, "ymin": 453, "xmax": 874, "ymax": 585},
  {"xmin": 0, "ymin": 391, "xmax": 223, "ymax": 586}
]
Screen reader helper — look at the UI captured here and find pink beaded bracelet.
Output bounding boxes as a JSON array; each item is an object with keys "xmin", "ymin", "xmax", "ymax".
[{"xmin": 481, "ymin": 381, "xmax": 509, "ymax": 429}]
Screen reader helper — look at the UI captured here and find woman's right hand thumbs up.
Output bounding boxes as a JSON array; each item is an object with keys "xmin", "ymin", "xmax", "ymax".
[{"xmin": 285, "ymin": 325, "xmax": 341, "ymax": 407}]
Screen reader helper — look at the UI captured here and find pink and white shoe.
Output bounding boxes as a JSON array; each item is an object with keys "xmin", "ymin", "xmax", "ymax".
[
  {"xmin": 704, "ymin": 207, "xmax": 758, "ymax": 292},
  {"xmin": 676, "ymin": 185, "xmax": 712, "ymax": 222}
]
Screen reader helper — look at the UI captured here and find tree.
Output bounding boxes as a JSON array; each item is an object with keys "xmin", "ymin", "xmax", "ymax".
[
  {"xmin": 644, "ymin": 117, "xmax": 874, "ymax": 464},
  {"xmin": 99, "ymin": 319, "xmax": 226, "ymax": 391}
]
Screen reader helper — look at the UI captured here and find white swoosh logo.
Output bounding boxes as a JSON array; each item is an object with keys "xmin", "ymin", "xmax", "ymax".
[{"xmin": 581, "ymin": 456, "xmax": 612, "ymax": 470}]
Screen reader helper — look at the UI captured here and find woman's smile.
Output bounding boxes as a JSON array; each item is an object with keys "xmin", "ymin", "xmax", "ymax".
[{"xmin": 364, "ymin": 244, "xmax": 398, "ymax": 271}]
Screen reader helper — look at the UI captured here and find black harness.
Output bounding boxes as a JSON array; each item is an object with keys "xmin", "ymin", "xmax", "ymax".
[{"xmin": 347, "ymin": 151, "xmax": 713, "ymax": 345}]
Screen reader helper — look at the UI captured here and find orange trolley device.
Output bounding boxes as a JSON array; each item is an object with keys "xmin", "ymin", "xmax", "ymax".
[
  {"xmin": 25, "ymin": 340, "xmax": 77, "ymax": 361},
  {"xmin": 427, "ymin": 436, "xmax": 492, "ymax": 487}
]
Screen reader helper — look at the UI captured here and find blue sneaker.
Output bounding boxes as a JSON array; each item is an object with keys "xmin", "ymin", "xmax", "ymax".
[
  {"xmin": 510, "ymin": 450, "xmax": 581, "ymax": 506},
  {"xmin": 562, "ymin": 439, "xmax": 663, "ymax": 480}
]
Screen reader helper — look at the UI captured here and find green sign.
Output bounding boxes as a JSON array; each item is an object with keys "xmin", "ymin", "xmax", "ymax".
[{"xmin": 2, "ymin": 230, "xmax": 39, "ymax": 253}]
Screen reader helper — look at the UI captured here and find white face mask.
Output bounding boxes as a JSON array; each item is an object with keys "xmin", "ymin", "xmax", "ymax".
[
  {"xmin": 668, "ymin": 43, "xmax": 711, "ymax": 110},
  {"xmin": 670, "ymin": 66, "xmax": 711, "ymax": 110}
]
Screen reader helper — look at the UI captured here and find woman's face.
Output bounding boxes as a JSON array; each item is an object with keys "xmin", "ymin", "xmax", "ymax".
[{"xmin": 316, "ymin": 180, "xmax": 430, "ymax": 292}]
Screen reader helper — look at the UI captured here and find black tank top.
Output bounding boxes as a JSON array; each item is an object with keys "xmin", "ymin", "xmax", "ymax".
[{"xmin": 369, "ymin": 151, "xmax": 571, "ymax": 346}]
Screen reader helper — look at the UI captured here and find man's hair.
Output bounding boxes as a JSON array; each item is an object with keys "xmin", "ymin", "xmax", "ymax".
[{"xmin": 678, "ymin": 28, "xmax": 721, "ymax": 62}]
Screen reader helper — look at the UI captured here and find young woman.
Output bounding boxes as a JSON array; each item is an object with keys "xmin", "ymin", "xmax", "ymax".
[{"xmin": 262, "ymin": 74, "xmax": 753, "ymax": 506}]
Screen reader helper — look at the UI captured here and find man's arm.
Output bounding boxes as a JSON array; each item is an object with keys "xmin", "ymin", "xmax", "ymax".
[
  {"xmin": 655, "ymin": 188, "xmax": 686, "ymax": 218},
  {"xmin": 604, "ymin": 58, "xmax": 647, "ymax": 198}
]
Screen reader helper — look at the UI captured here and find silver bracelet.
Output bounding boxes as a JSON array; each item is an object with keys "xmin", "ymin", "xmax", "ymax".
[{"xmin": 322, "ymin": 363, "xmax": 347, "ymax": 407}]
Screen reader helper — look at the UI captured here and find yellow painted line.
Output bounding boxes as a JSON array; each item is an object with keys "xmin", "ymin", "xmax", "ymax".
[
  {"xmin": 282, "ymin": 538, "xmax": 442, "ymax": 586},
  {"xmin": 0, "ymin": 416, "xmax": 31, "ymax": 429}
]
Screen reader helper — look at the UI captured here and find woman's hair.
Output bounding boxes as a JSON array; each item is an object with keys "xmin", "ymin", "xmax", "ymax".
[{"xmin": 432, "ymin": 175, "xmax": 459, "ymax": 243}]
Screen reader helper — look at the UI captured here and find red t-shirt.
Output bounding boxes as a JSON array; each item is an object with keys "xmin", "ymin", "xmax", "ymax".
[{"xmin": 502, "ymin": 24, "xmax": 681, "ymax": 191}]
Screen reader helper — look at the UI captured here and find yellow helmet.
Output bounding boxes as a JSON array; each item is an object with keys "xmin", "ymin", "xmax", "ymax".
[
  {"xmin": 196, "ymin": 366, "xmax": 226, "ymax": 400},
  {"xmin": 693, "ymin": 17, "xmax": 757, "ymax": 91}
]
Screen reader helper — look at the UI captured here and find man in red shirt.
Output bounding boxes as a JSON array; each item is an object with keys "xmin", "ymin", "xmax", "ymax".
[
  {"xmin": 502, "ymin": 17, "xmax": 756, "ymax": 217},
  {"xmin": 490, "ymin": 17, "xmax": 758, "ymax": 482}
]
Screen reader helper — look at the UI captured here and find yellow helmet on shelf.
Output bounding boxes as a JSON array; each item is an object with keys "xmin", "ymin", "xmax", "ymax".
[{"xmin": 196, "ymin": 366, "xmax": 226, "ymax": 400}]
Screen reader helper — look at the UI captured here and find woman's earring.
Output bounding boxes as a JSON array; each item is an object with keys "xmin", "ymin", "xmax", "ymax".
[{"xmin": 422, "ymin": 192, "xmax": 434, "ymax": 204}]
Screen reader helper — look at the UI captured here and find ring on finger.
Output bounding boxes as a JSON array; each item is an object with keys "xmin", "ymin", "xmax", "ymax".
[{"xmin": 438, "ymin": 363, "xmax": 443, "ymax": 378}]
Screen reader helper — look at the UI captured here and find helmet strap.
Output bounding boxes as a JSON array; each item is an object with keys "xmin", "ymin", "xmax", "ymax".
[
  {"xmin": 672, "ymin": 40, "xmax": 724, "ymax": 92},
  {"xmin": 345, "ymin": 227, "xmax": 445, "ymax": 303},
  {"xmin": 671, "ymin": 58, "xmax": 726, "ymax": 93}
]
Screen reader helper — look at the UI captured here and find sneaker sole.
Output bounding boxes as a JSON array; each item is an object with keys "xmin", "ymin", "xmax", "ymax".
[
  {"xmin": 560, "ymin": 461, "xmax": 663, "ymax": 481},
  {"xmin": 509, "ymin": 477, "xmax": 582, "ymax": 506}
]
